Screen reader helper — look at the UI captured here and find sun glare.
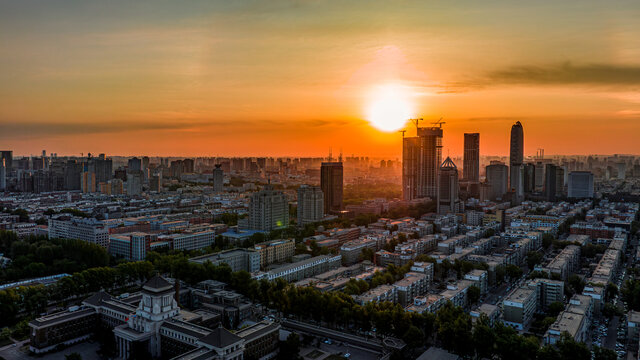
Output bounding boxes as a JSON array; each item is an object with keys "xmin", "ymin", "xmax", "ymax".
[{"xmin": 365, "ymin": 84, "xmax": 413, "ymax": 132}]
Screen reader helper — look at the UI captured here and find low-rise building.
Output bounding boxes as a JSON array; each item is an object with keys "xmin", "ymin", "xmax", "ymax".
[{"xmin": 503, "ymin": 287, "xmax": 537, "ymax": 331}]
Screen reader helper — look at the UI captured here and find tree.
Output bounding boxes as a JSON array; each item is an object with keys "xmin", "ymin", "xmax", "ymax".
[
  {"xmin": 467, "ymin": 286, "xmax": 481, "ymax": 305},
  {"xmin": 605, "ymin": 282, "xmax": 618, "ymax": 300},
  {"xmin": 592, "ymin": 346, "xmax": 616, "ymax": 360},
  {"xmin": 472, "ymin": 315, "xmax": 496, "ymax": 359},
  {"xmin": 622, "ymin": 279, "xmax": 640, "ymax": 311},
  {"xmin": 547, "ymin": 301, "xmax": 564, "ymax": 317},
  {"xmin": 567, "ymin": 275, "xmax": 585, "ymax": 295},
  {"xmin": 435, "ymin": 303, "xmax": 473, "ymax": 357},
  {"xmin": 555, "ymin": 333, "xmax": 591, "ymax": 360},
  {"xmin": 279, "ymin": 332, "xmax": 302, "ymax": 360},
  {"xmin": 542, "ymin": 233, "xmax": 555, "ymax": 249},
  {"xmin": 526, "ymin": 251, "xmax": 543, "ymax": 269},
  {"xmin": 402, "ymin": 325, "xmax": 424, "ymax": 349},
  {"xmin": 505, "ymin": 264, "xmax": 523, "ymax": 280}
]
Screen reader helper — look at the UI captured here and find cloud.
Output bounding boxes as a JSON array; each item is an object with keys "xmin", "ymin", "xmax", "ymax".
[{"xmin": 486, "ymin": 62, "xmax": 640, "ymax": 87}]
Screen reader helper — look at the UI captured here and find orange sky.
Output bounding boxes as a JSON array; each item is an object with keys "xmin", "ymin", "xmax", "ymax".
[{"xmin": 1, "ymin": 1, "xmax": 640, "ymax": 157}]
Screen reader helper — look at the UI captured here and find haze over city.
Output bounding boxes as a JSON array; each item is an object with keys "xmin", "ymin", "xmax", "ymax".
[{"xmin": 2, "ymin": 1, "xmax": 640, "ymax": 157}]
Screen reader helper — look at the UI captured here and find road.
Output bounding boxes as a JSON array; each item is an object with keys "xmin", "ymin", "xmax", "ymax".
[{"xmin": 282, "ymin": 319, "xmax": 384, "ymax": 354}]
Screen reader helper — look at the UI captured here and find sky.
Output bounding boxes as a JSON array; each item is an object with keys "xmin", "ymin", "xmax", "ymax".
[{"xmin": 1, "ymin": 0, "xmax": 640, "ymax": 158}]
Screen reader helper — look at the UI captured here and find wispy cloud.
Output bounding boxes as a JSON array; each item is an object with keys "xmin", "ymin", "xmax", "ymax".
[{"xmin": 486, "ymin": 62, "xmax": 640, "ymax": 87}]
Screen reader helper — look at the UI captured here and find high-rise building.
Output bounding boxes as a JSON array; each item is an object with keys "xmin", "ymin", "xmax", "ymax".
[
  {"xmin": 486, "ymin": 162, "xmax": 508, "ymax": 201},
  {"xmin": 126, "ymin": 171, "xmax": 143, "ymax": 196},
  {"xmin": 182, "ymin": 158, "xmax": 195, "ymax": 173},
  {"xmin": 0, "ymin": 157, "xmax": 6, "ymax": 191},
  {"xmin": 568, "ymin": 171, "xmax": 594, "ymax": 199},
  {"xmin": 510, "ymin": 121, "xmax": 524, "ymax": 201},
  {"xmin": 248, "ymin": 185, "xmax": 289, "ymax": 231},
  {"xmin": 544, "ymin": 164, "xmax": 557, "ymax": 201},
  {"xmin": 463, "ymin": 133, "xmax": 480, "ymax": 182},
  {"xmin": 212, "ymin": 164, "xmax": 224, "ymax": 192},
  {"xmin": 320, "ymin": 161, "xmax": 343, "ymax": 213},
  {"xmin": 297, "ymin": 185, "xmax": 324, "ymax": 226},
  {"xmin": 128, "ymin": 157, "xmax": 142, "ymax": 172},
  {"xmin": 149, "ymin": 174, "xmax": 162, "ymax": 192},
  {"xmin": 523, "ymin": 163, "xmax": 536, "ymax": 194},
  {"xmin": 437, "ymin": 157, "xmax": 461, "ymax": 214},
  {"xmin": 142, "ymin": 156, "xmax": 150, "ymax": 181},
  {"xmin": 0, "ymin": 151, "xmax": 12, "ymax": 175},
  {"xmin": 402, "ymin": 126, "xmax": 443, "ymax": 200}
]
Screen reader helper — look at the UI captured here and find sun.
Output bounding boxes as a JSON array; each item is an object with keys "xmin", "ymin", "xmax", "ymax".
[{"xmin": 365, "ymin": 84, "xmax": 414, "ymax": 132}]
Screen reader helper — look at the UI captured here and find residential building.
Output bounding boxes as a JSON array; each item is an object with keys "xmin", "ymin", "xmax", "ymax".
[
  {"xmin": 403, "ymin": 125, "xmax": 443, "ymax": 201},
  {"xmin": 248, "ymin": 185, "xmax": 289, "ymax": 231},
  {"xmin": 503, "ymin": 287, "xmax": 537, "ymax": 331},
  {"xmin": 48, "ymin": 216, "xmax": 110, "ymax": 249},
  {"xmin": 253, "ymin": 239, "xmax": 295, "ymax": 268},
  {"xmin": 297, "ymin": 185, "xmax": 324, "ymax": 226}
]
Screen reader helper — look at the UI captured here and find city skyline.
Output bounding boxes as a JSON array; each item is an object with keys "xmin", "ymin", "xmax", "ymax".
[{"xmin": 2, "ymin": 1, "xmax": 640, "ymax": 157}]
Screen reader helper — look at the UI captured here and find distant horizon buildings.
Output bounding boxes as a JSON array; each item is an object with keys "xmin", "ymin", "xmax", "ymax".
[
  {"xmin": 320, "ymin": 161, "xmax": 343, "ymax": 213},
  {"xmin": 402, "ymin": 125, "xmax": 443, "ymax": 201},
  {"xmin": 463, "ymin": 133, "xmax": 480, "ymax": 183}
]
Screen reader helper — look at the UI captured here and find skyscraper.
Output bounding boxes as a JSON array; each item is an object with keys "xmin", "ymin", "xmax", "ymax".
[
  {"xmin": 402, "ymin": 126, "xmax": 443, "ymax": 200},
  {"xmin": 0, "ymin": 157, "xmax": 6, "ymax": 191},
  {"xmin": 321, "ymin": 161, "xmax": 343, "ymax": 213},
  {"xmin": 126, "ymin": 171, "xmax": 143, "ymax": 196},
  {"xmin": 297, "ymin": 185, "xmax": 324, "ymax": 226},
  {"xmin": 437, "ymin": 157, "xmax": 461, "ymax": 214},
  {"xmin": 568, "ymin": 171, "xmax": 594, "ymax": 198},
  {"xmin": 486, "ymin": 162, "xmax": 508, "ymax": 201},
  {"xmin": 463, "ymin": 133, "xmax": 480, "ymax": 182},
  {"xmin": 0, "ymin": 151, "xmax": 12, "ymax": 175},
  {"xmin": 128, "ymin": 157, "xmax": 142, "ymax": 172},
  {"xmin": 212, "ymin": 164, "xmax": 224, "ymax": 192},
  {"xmin": 248, "ymin": 185, "xmax": 289, "ymax": 231},
  {"xmin": 544, "ymin": 164, "xmax": 557, "ymax": 201},
  {"xmin": 509, "ymin": 121, "xmax": 524, "ymax": 201}
]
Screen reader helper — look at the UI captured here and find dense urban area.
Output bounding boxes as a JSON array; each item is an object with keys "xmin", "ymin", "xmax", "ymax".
[{"xmin": 0, "ymin": 123, "xmax": 640, "ymax": 360}]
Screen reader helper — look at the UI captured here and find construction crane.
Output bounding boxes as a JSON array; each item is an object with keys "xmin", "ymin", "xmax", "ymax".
[
  {"xmin": 398, "ymin": 130, "xmax": 406, "ymax": 138},
  {"xmin": 409, "ymin": 118, "xmax": 423, "ymax": 131},
  {"xmin": 431, "ymin": 117, "xmax": 445, "ymax": 128}
]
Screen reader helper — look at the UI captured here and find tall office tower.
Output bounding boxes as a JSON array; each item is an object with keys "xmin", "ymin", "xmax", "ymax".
[
  {"xmin": 437, "ymin": 157, "xmax": 461, "ymax": 214},
  {"xmin": 0, "ymin": 151, "xmax": 12, "ymax": 175},
  {"xmin": 486, "ymin": 162, "xmax": 508, "ymax": 201},
  {"xmin": 126, "ymin": 171, "xmax": 143, "ymax": 196},
  {"xmin": 509, "ymin": 121, "xmax": 524, "ymax": 201},
  {"xmin": 463, "ymin": 133, "xmax": 480, "ymax": 182},
  {"xmin": 212, "ymin": 164, "xmax": 224, "ymax": 192},
  {"xmin": 297, "ymin": 185, "xmax": 324, "ymax": 226},
  {"xmin": 321, "ymin": 161, "xmax": 343, "ymax": 213},
  {"xmin": 142, "ymin": 156, "xmax": 150, "ymax": 181},
  {"xmin": 0, "ymin": 157, "xmax": 6, "ymax": 191},
  {"xmin": 128, "ymin": 157, "xmax": 142, "ymax": 172},
  {"xmin": 534, "ymin": 161, "xmax": 547, "ymax": 191},
  {"xmin": 544, "ymin": 164, "xmax": 557, "ymax": 201},
  {"xmin": 523, "ymin": 163, "xmax": 536, "ymax": 194},
  {"xmin": 248, "ymin": 185, "xmax": 289, "ymax": 231},
  {"xmin": 402, "ymin": 126, "xmax": 443, "ymax": 200}
]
